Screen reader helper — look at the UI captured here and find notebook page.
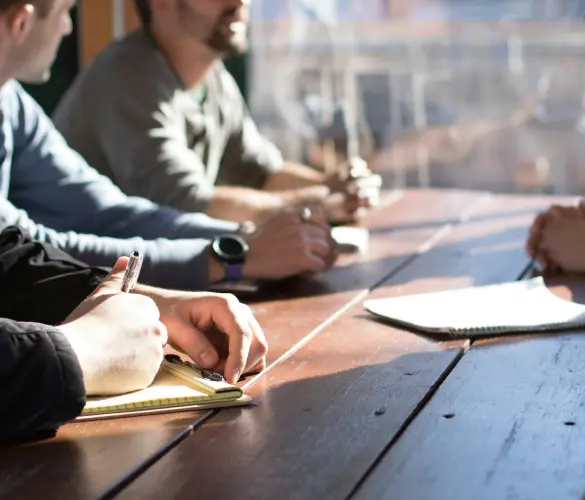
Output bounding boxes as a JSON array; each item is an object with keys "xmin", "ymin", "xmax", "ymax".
[
  {"xmin": 331, "ymin": 227, "xmax": 369, "ymax": 254},
  {"xmin": 364, "ymin": 277, "xmax": 585, "ymax": 333},
  {"xmin": 84, "ymin": 370, "xmax": 237, "ymax": 414}
]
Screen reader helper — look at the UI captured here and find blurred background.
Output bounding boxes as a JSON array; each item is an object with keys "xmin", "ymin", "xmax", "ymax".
[{"xmin": 31, "ymin": 0, "xmax": 585, "ymax": 196}]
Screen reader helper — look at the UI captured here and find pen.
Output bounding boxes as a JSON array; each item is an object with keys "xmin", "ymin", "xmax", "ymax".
[{"xmin": 121, "ymin": 250, "xmax": 143, "ymax": 293}]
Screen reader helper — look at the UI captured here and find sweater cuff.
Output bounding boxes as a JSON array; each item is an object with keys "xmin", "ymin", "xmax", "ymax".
[{"xmin": 46, "ymin": 326, "xmax": 87, "ymax": 425}]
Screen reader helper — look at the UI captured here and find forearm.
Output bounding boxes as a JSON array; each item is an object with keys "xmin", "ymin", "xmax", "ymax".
[
  {"xmin": 263, "ymin": 162, "xmax": 326, "ymax": 191},
  {"xmin": 206, "ymin": 183, "xmax": 330, "ymax": 224},
  {"xmin": 205, "ymin": 186, "xmax": 283, "ymax": 222},
  {"xmin": 0, "ymin": 202, "xmax": 217, "ymax": 292}
]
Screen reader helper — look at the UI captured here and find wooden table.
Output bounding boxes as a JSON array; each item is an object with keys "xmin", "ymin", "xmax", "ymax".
[{"xmin": 1, "ymin": 188, "xmax": 583, "ymax": 500}]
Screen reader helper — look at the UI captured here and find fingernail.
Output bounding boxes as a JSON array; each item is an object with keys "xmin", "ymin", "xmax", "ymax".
[{"xmin": 200, "ymin": 350, "xmax": 217, "ymax": 368}]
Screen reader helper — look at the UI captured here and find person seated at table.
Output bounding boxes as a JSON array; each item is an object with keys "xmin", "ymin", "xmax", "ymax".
[
  {"xmin": 526, "ymin": 203, "xmax": 585, "ymax": 273},
  {"xmin": 0, "ymin": 0, "xmax": 337, "ymax": 291},
  {"xmin": 52, "ymin": 0, "xmax": 382, "ymax": 225},
  {"xmin": 0, "ymin": 225, "xmax": 267, "ymax": 444}
]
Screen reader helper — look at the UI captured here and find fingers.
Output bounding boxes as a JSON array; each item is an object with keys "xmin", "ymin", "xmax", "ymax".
[
  {"xmin": 155, "ymin": 321, "xmax": 169, "ymax": 347},
  {"xmin": 210, "ymin": 297, "xmax": 256, "ymax": 383},
  {"xmin": 298, "ymin": 204, "xmax": 328, "ymax": 228},
  {"xmin": 174, "ymin": 325, "xmax": 220, "ymax": 369},
  {"xmin": 347, "ymin": 174, "xmax": 382, "ymax": 208},
  {"xmin": 302, "ymin": 224, "xmax": 330, "ymax": 254},
  {"xmin": 210, "ymin": 298, "xmax": 268, "ymax": 383},
  {"xmin": 242, "ymin": 305, "xmax": 268, "ymax": 373},
  {"xmin": 348, "ymin": 173, "xmax": 383, "ymax": 192},
  {"xmin": 526, "ymin": 212, "xmax": 546, "ymax": 258},
  {"xmin": 94, "ymin": 256, "xmax": 130, "ymax": 295}
]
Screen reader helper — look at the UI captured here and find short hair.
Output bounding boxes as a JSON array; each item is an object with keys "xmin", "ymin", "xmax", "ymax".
[
  {"xmin": 0, "ymin": 0, "xmax": 52, "ymax": 17},
  {"xmin": 134, "ymin": 0, "xmax": 151, "ymax": 24}
]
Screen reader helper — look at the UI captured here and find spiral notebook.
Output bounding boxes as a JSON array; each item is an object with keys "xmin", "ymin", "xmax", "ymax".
[
  {"xmin": 363, "ymin": 277, "xmax": 585, "ymax": 337},
  {"xmin": 76, "ymin": 354, "xmax": 251, "ymax": 421}
]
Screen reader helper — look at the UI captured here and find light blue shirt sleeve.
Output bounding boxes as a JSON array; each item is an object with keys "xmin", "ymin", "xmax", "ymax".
[{"xmin": 0, "ymin": 81, "xmax": 238, "ymax": 290}]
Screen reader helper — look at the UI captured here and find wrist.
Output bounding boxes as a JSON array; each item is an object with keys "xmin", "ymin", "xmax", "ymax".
[
  {"xmin": 56, "ymin": 321, "xmax": 90, "ymax": 376},
  {"xmin": 208, "ymin": 235, "xmax": 249, "ymax": 283},
  {"xmin": 208, "ymin": 244, "xmax": 227, "ymax": 283}
]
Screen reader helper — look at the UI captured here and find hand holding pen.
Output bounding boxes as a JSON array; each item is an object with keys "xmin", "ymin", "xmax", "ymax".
[{"xmin": 57, "ymin": 254, "xmax": 168, "ymax": 395}]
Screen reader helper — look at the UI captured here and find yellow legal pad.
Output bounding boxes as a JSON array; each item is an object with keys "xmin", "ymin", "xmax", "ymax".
[{"xmin": 77, "ymin": 354, "xmax": 251, "ymax": 421}]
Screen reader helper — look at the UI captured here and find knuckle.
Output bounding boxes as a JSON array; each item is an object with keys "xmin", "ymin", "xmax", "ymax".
[
  {"xmin": 155, "ymin": 322, "xmax": 168, "ymax": 343},
  {"xmin": 257, "ymin": 338, "xmax": 268, "ymax": 357},
  {"xmin": 241, "ymin": 327, "xmax": 254, "ymax": 342}
]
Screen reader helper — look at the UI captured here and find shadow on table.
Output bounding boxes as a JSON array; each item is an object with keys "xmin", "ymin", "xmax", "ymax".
[
  {"xmin": 0, "ymin": 349, "xmax": 457, "ymax": 500},
  {"xmin": 109, "ymin": 348, "xmax": 465, "ymax": 499}
]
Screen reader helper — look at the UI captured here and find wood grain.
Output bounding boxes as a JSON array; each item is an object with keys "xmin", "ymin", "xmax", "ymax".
[
  {"xmin": 249, "ymin": 189, "xmax": 487, "ymax": 366},
  {"xmin": 0, "ymin": 190, "xmax": 480, "ymax": 500},
  {"xmin": 115, "ymin": 193, "xmax": 555, "ymax": 500},
  {"xmin": 353, "ymin": 284, "xmax": 585, "ymax": 500}
]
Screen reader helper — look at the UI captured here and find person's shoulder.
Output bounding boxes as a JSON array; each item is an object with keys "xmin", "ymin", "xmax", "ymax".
[
  {"xmin": 0, "ymin": 79, "xmax": 39, "ymax": 113},
  {"xmin": 90, "ymin": 29, "xmax": 164, "ymax": 78},
  {"xmin": 0, "ymin": 79, "xmax": 27, "ymax": 99},
  {"xmin": 65, "ymin": 29, "xmax": 178, "ymax": 111}
]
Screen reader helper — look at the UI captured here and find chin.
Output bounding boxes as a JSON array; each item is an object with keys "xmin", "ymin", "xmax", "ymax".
[
  {"xmin": 19, "ymin": 69, "xmax": 51, "ymax": 84},
  {"xmin": 208, "ymin": 33, "xmax": 248, "ymax": 57}
]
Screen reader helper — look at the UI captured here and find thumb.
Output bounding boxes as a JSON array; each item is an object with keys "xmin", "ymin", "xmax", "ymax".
[{"xmin": 95, "ymin": 256, "xmax": 130, "ymax": 295}]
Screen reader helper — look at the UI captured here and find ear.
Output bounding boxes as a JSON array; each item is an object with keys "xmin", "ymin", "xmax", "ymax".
[{"xmin": 6, "ymin": 3, "xmax": 35, "ymax": 44}]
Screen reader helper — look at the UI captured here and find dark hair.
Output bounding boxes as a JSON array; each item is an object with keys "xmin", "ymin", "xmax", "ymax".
[
  {"xmin": 0, "ymin": 0, "xmax": 52, "ymax": 16},
  {"xmin": 134, "ymin": 0, "xmax": 151, "ymax": 24}
]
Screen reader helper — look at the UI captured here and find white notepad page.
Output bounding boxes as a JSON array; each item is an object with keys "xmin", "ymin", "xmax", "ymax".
[
  {"xmin": 331, "ymin": 227, "xmax": 369, "ymax": 254},
  {"xmin": 363, "ymin": 277, "xmax": 585, "ymax": 336}
]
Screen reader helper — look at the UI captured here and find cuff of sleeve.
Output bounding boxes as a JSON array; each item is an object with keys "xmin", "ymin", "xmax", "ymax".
[
  {"xmin": 173, "ymin": 213, "xmax": 239, "ymax": 240},
  {"xmin": 46, "ymin": 326, "xmax": 87, "ymax": 422},
  {"xmin": 130, "ymin": 238, "xmax": 214, "ymax": 291}
]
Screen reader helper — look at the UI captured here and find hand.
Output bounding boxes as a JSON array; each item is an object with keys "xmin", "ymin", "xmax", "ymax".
[
  {"xmin": 58, "ymin": 257, "xmax": 167, "ymax": 396},
  {"xmin": 324, "ymin": 158, "xmax": 382, "ymax": 223},
  {"xmin": 152, "ymin": 292, "xmax": 268, "ymax": 384},
  {"xmin": 526, "ymin": 211, "xmax": 552, "ymax": 269},
  {"xmin": 243, "ymin": 208, "xmax": 338, "ymax": 280},
  {"xmin": 536, "ymin": 204, "xmax": 585, "ymax": 273}
]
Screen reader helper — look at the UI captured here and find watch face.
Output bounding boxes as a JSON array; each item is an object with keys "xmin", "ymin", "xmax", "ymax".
[{"xmin": 212, "ymin": 235, "xmax": 249, "ymax": 264}]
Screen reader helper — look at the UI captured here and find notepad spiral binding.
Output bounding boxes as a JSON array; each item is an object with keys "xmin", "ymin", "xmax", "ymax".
[{"xmin": 443, "ymin": 320, "xmax": 585, "ymax": 337}]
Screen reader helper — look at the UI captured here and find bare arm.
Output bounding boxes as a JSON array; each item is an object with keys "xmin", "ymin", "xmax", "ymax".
[
  {"xmin": 263, "ymin": 162, "xmax": 326, "ymax": 191},
  {"xmin": 205, "ymin": 183, "xmax": 329, "ymax": 223},
  {"xmin": 205, "ymin": 186, "xmax": 284, "ymax": 222}
]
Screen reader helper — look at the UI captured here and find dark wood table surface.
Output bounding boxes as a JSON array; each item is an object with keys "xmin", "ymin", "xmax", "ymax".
[{"xmin": 1, "ymin": 188, "xmax": 583, "ymax": 500}]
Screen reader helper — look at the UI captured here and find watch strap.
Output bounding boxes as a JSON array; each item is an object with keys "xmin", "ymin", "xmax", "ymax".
[{"xmin": 224, "ymin": 263, "xmax": 245, "ymax": 282}]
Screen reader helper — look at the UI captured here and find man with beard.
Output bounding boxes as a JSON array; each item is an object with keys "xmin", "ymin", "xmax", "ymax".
[
  {"xmin": 0, "ymin": 0, "xmax": 338, "ymax": 291},
  {"xmin": 53, "ymin": 0, "xmax": 382, "ymax": 224}
]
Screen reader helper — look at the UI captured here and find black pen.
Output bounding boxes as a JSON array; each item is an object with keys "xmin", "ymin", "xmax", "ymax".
[{"xmin": 121, "ymin": 251, "xmax": 143, "ymax": 293}]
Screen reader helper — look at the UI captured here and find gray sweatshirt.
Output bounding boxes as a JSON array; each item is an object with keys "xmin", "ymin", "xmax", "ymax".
[{"xmin": 0, "ymin": 80, "xmax": 238, "ymax": 290}]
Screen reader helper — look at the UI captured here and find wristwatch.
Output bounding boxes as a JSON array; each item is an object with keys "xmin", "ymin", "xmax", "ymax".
[{"xmin": 210, "ymin": 234, "xmax": 249, "ymax": 282}]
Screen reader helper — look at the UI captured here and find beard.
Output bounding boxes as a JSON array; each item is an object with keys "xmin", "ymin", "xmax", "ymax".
[{"xmin": 205, "ymin": 9, "xmax": 249, "ymax": 57}]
